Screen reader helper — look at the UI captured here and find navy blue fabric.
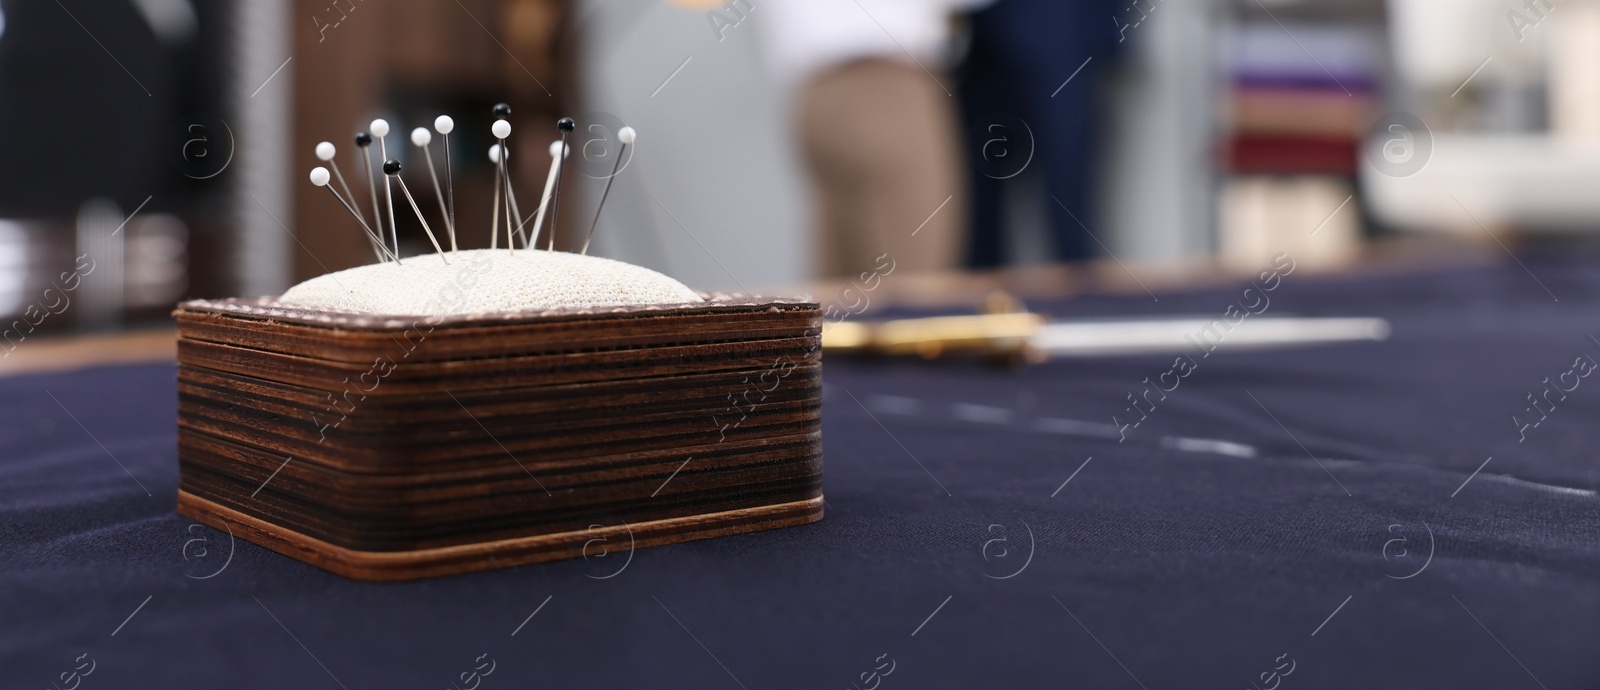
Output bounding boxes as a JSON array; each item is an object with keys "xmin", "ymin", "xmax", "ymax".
[{"xmin": 5, "ymin": 256, "xmax": 1600, "ymax": 688}]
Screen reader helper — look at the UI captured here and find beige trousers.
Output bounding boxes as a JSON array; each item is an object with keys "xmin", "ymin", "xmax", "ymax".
[{"xmin": 798, "ymin": 59, "xmax": 965, "ymax": 279}]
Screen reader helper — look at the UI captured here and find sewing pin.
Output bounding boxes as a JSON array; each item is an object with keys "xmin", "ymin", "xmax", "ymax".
[{"xmin": 581, "ymin": 126, "xmax": 634, "ymax": 255}]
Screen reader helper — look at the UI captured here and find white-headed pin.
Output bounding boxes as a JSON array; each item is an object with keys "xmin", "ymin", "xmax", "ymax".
[
  {"xmin": 582, "ymin": 125, "xmax": 635, "ymax": 255},
  {"xmin": 370, "ymin": 118, "xmax": 399, "ymax": 259},
  {"xmin": 410, "ymin": 126, "xmax": 454, "ymax": 251},
  {"xmin": 311, "ymin": 165, "xmax": 398, "ymax": 263},
  {"xmin": 488, "ymin": 143, "xmax": 504, "ymax": 250},
  {"xmin": 529, "ymin": 139, "xmax": 566, "ymax": 252},
  {"xmin": 315, "ymin": 141, "xmax": 362, "ymax": 229},
  {"xmin": 433, "ymin": 115, "xmax": 458, "ymax": 251},
  {"xmin": 490, "ymin": 104, "xmax": 524, "ymax": 253}
]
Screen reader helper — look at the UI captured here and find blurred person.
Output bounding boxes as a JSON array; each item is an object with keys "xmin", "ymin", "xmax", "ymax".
[
  {"xmin": 957, "ymin": 0, "xmax": 1123, "ymax": 267},
  {"xmin": 761, "ymin": 0, "xmax": 989, "ymax": 279}
]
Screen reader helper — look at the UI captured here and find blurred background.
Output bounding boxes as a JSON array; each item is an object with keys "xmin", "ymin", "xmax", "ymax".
[{"xmin": 2, "ymin": 0, "xmax": 1598, "ymax": 341}]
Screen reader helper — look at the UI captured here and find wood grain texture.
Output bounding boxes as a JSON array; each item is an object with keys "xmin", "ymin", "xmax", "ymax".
[
  {"xmin": 175, "ymin": 296, "xmax": 823, "ymax": 579},
  {"xmin": 178, "ymin": 492, "xmax": 824, "ymax": 581}
]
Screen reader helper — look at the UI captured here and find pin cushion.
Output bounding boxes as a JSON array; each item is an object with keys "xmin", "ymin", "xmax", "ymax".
[{"xmin": 175, "ymin": 250, "xmax": 824, "ymax": 580}]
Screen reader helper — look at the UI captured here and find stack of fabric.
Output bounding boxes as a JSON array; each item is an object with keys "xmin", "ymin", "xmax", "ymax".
[
  {"xmin": 1224, "ymin": 22, "xmax": 1379, "ymax": 174},
  {"xmin": 1218, "ymin": 21, "xmax": 1384, "ymax": 267}
]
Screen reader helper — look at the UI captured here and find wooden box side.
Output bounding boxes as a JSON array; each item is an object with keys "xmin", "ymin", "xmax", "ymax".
[{"xmin": 175, "ymin": 298, "xmax": 824, "ymax": 576}]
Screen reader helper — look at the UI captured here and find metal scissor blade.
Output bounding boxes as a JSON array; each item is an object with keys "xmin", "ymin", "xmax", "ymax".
[{"xmin": 1029, "ymin": 317, "xmax": 1391, "ymax": 357}]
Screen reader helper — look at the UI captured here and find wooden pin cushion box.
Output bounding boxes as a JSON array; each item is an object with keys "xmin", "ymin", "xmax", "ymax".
[{"xmin": 174, "ymin": 295, "xmax": 823, "ymax": 580}]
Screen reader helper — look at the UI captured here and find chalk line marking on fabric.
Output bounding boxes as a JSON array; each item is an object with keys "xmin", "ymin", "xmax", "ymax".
[
  {"xmin": 1032, "ymin": 417, "xmax": 1124, "ymax": 439},
  {"xmin": 1246, "ymin": 390, "xmax": 1353, "ymax": 497},
  {"xmin": 845, "ymin": 389, "xmax": 951, "ymax": 496},
  {"xmin": 852, "ymin": 395, "xmax": 1263, "ymax": 464},
  {"xmin": 1479, "ymin": 474, "xmax": 1596, "ymax": 498},
  {"xmin": 1160, "ymin": 436, "xmax": 1258, "ymax": 459},
  {"xmin": 950, "ymin": 403, "xmax": 1013, "ymax": 425},
  {"xmin": 868, "ymin": 394, "xmax": 923, "ymax": 416}
]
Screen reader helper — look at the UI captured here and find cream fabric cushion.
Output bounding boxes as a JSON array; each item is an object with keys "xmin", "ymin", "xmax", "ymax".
[{"xmin": 278, "ymin": 249, "xmax": 702, "ymax": 316}]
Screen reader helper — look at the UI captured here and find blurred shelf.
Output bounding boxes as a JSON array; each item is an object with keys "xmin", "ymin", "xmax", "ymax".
[{"xmin": 0, "ymin": 328, "xmax": 175, "ymax": 377}]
